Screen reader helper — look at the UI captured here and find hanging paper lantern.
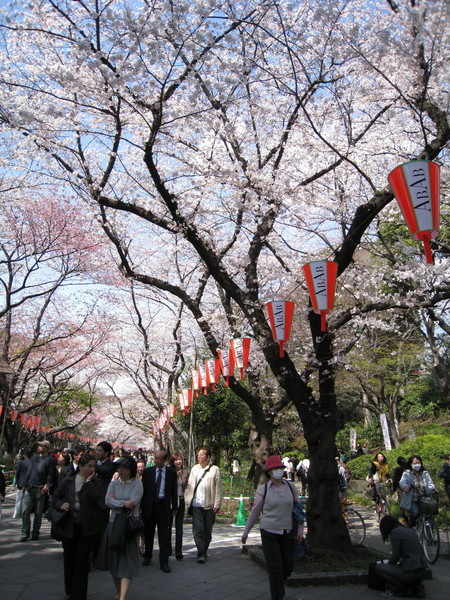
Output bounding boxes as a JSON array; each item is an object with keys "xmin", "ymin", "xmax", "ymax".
[
  {"xmin": 178, "ymin": 392, "xmax": 187, "ymax": 415},
  {"xmin": 266, "ymin": 301, "xmax": 295, "ymax": 357},
  {"xmin": 191, "ymin": 369, "xmax": 200, "ymax": 397},
  {"xmin": 217, "ymin": 348, "xmax": 235, "ymax": 386},
  {"xmin": 302, "ymin": 261, "xmax": 338, "ymax": 332},
  {"xmin": 181, "ymin": 388, "xmax": 193, "ymax": 412},
  {"xmin": 10, "ymin": 409, "xmax": 19, "ymax": 421},
  {"xmin": 204, "ymin": 359, "xmax": 218, "ymax": 392},
  {"xmin": 198, "ymin": 365, "xmax": 208, "ymax": 395},
  {"xmin": 230, "ymin": 338, "xmax": 251, "ymax": 379},
  {"xmin": 20, "ymin": 413, "xmax": 28, "ymax": 426},
  {"xmin": 388, "ymin": 160, "xmax": 440, "ymax": 264}
]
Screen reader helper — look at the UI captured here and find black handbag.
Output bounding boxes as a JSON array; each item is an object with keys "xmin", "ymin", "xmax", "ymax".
[
  {"xmin": 419, "ymin": 496, "xmax": 438, "ymax": 515},
  {"xmin": 108, "ymin": 511, "xmax": 128, "ymax": 551},
  {"xmin": 126, "ymin": 512, "xmax": 145, "ymax": 538},
  {"xmin": 47, "ymin": 505, "xmax": 68, "ymax": 526}
]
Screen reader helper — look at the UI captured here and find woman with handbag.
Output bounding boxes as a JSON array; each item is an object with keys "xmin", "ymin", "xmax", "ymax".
[
  {"xmin": 399, "ymin": 455, "xmax": 436, "ymax": 528},
  {"xmin": 169, "ymin": 453, "xmax": 188, "ymax": 560},
  {"xmin": 96, "ymin": 456, "xmax": 143, "ymax": 600},
  {"xmin": 241, "ymin": 455, "xmax": 305, "ymax": 600},
  {"xmin": 52, "ymin": 453, "xmax": 103, "ymax": 600}
]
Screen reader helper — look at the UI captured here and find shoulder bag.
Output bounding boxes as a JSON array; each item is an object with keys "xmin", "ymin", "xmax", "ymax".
[
  {"xmin": 187, "ymin": 466, "xmax": 211, "ymax": 516},
  {"xmin": 126, "ymin": 510, "xmax": 145, "ymax": 538},
  {"xmin": 108, "ymin": 511, "xmax": 128, "ymax": 551}
]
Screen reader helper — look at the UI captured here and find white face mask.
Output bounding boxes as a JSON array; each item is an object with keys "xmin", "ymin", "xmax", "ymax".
[
  {"xmin": 412, "ymin": 463, "xmax": 421, "ymax": 471},
  {"xmin": 271, "ymin": 469, "xmax": 285, "ymax": 480}
]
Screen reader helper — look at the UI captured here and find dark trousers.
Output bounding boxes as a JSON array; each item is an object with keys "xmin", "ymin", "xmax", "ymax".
[
  {"xmin": 169, "ymin": 497, "xmax": 185, "ymax": 556},
  {"xmin": 192, "ymin": 506, "xmax": 215, "ymax": 557},
  {"xmin": 144, "ymin": 501, "xmax": 171, "ymax": 566},
  {"xmin": 375, "ymin": 563, "xmax": 426, "ymax": 593},
  {"xmin": 62, "ymin": 525, "xmax": 96, "ymax": 600},
  {"xmin": 21, "ymin": 486, "xmax": 46, "ymax": 537},
  {"xmin": 260, "ymin": 529, "xmax": 294, "ymax": 600},
  {"xmin": 91, "ymin": 507, "xmax": 109, "ymax": 562}
]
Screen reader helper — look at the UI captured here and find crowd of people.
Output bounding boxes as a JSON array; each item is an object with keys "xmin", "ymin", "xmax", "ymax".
[
  {"xmin": 7, "ymin": 443, "xmax": 450, "ymax": 600},
  {"xmin": 11, "ymin": 441, "xmax": 222, "ymax": 600}
]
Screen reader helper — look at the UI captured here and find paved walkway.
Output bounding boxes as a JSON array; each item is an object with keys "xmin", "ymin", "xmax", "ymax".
[{"xmin": 1, "ymin": 486, "xmax": 449, "ymax": 600}]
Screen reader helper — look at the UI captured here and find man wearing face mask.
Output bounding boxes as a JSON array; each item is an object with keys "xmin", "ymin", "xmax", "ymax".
[
  {"xmin": 241, "ymin": 455, "xmax": 304, "ymax": 600},
  {"xmin": 399, "ymin": 455, "xmax": 436, "ymax": 528}
]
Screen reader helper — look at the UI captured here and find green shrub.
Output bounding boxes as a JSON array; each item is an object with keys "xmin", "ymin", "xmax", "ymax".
[{"xmin": 347, "ymin": 434, "xmax": 449, "ymax": 486}]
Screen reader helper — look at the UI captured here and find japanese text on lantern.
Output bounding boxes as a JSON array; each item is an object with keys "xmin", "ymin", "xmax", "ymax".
[
  {"xmin": 310, "ymin": 263, "xmax": 328, "ymax": 309},
  {"xmin": 404, "ymin": 163, "xmax": 432, "ymax": 231}
]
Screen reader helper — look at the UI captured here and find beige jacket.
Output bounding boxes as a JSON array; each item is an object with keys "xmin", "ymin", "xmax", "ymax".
[{"xmin": 185, "ymin": 463, "xmax": 222, "ymax": 510}]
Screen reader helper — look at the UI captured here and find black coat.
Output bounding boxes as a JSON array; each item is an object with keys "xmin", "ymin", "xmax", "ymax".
[
  {"xmin": 141, "ymin": 465, "xmax": 178, "ymax": 520},
  {"xmin": 95, "ymin": 458, "xmax": 117, "ymax": 510},
  {"xmin": 52, "ymin": 471, "xmax": 104, "ymax": 538}
]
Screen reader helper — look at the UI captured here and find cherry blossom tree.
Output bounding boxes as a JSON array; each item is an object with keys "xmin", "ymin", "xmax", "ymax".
[
  {"xmin": 0, "ymin": 189, "xmax": 115, "ymax": 452},
  {"xmin": 0, "ymin": 0, "xmax": 448, "ymax": 550}
]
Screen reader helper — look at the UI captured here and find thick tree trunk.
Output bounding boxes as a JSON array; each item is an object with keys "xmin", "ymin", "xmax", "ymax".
[
  {"xmin": 304, "ymin": 417, "xmax": 350, "ymax": 549},
  {"xmin": 292, "ymin": 314, "xmax": 352, "ymax": 550},
  {"xmin": 248, "ymin": 408, "xmax": 274, "ymax": 488}
]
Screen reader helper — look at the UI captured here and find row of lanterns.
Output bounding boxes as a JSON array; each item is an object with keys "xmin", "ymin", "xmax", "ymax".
[
  {"xmin": 268, "ymin": 160, "xmax": 441, "ymax": 355},
  {"xmin": 154, "ymin": 161, "xmax": 441, "ymax": 429}
]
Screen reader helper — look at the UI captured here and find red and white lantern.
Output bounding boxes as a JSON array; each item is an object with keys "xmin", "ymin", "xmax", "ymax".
[
  {"xmin": 205, "ymin": 359, "xmax": 219, "ymax": 392},
  {"xmin": 302, "ymin": 261, "xmax": 338, "ymax": 332},
  {"xmin": 191, "ymin": 369, "xmax": 200, "ymax": 397},
  {"xmin": 217, "ymin": 348, "xmax": 235, "ymax": 386},
  {"xmin": 388, "ymin": 160, "xmax": 440, "ymax": 264},
  {"xmin": 181, "ymin": 388, "xmax": 193, "ymax": 411},
  {"xmin": 198, "ymin": 364, "xmax": 208, "ymax": 395},
  {"xmin": 10, "ymin": 409, "xmax": 19, "ymax": 421},
  {"xmin": 230, "ymin": 338, "xmax": 251, "ymax": 379},
  {"xmin": 266, "ymin": 301, "xmax": 295, "ymax": 357}
]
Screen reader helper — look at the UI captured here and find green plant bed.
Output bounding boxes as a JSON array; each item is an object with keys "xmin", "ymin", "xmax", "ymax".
[{"xmin": 348, "ymin": 489, "xmax": 372, "ymax": 508}]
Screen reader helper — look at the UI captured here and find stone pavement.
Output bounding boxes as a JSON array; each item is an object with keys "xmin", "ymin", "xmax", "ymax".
[{"xmin": 1, "ymin": 486, "xmax": 449, "ymax": 600}]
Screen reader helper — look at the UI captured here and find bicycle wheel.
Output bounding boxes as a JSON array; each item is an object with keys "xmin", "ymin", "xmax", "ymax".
[
  {"xmin": 345, "ymin": 507, "xmax": 366, "ymax": 545},
  {"xmin": 420, "ymin": 518, "xmax": 440, "ymax": 564}
]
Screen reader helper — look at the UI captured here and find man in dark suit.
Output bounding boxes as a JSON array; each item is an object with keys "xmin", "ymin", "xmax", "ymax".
[
  {"xmin": 95, "ymin": 441, "xmax": 117, "ymax": 522},
  {"xmin": 92, "ymin": 441, "xmax": 117, "ymax": 564},
  {"xmin": 141, "ymin": 449, "xmax": 178, "ymax": 572}
]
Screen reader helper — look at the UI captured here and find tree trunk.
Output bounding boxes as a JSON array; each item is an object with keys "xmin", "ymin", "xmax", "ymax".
[
  {"xmin": 248, "ymin": 408, "xmax": 275, "ymax": 488},
  {"xmin": 304, "ymin": 417, "xmax": 350, "ymax": 549}
]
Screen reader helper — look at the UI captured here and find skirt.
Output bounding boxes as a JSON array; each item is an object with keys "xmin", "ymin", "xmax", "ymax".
[{"xmin": 95, "ymin": 520, "xmax": 140, "ymax": 579}]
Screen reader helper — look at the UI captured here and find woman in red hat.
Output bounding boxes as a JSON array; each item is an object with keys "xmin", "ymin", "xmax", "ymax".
[{"xmin": 241, "ymin": 455, "xmax": 304, "ymax": 600}]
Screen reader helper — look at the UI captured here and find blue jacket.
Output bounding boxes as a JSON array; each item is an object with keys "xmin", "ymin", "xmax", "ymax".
[{"xmin": 399, "ymin": 469, "xmax": 435, "ymax": 511}]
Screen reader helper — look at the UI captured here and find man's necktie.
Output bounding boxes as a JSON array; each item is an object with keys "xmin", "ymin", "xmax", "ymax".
[{"xmin": 155, "ymin": 468, "xmax": 162, "ymax": 499}]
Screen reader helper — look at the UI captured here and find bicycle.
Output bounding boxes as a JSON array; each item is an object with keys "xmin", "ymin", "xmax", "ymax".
[
  {"xmin": 342, "ymin": 503, "xmax": 366, "ymax": 545},
  {"xmin": 371, "ymin": 482, "xmax": 391, "ymax": 522},
  {"xmin": 414, "ymin": 496, "xmax": 440, "ymax": 564}
]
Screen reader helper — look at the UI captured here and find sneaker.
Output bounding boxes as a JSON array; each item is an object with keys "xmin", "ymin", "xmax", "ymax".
[
  {"xmin": 19, "ymin": 536, "xmax": 29, "ymax": 542},
  {"xmin": 31, "ymin": 534, "xmax": 39, "ymax": 541},
  {"xmin": 197, "ymin": 555, "xmax": 206, "ymax": 563}
]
